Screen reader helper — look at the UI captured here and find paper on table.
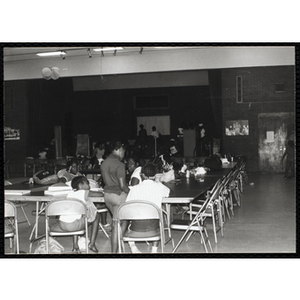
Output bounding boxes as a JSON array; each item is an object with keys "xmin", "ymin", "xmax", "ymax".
[
  {"xmin": 5, "ymin": 190, "xmax": 31, "ymax": 195},
  {"xmin": 44, "ymin": 190, "xmax": 70, "ymax": 196}
]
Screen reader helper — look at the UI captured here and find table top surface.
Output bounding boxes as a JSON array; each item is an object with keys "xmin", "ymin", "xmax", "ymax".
[{"xmin": 5, "ymin": 162, "xmax": 235, "ymax": 203}]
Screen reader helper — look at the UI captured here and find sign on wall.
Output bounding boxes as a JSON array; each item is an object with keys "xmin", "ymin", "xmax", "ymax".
[{"xmin": 4, "ymin": 127, "xmax": 20, "ymax": 140}]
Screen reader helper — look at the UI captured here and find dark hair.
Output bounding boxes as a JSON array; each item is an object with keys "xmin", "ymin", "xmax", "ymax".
[
  {"xmin": 71, "ymin": 176, "xmax": 88, "ymax": 190},
  {"xmin": 94, "ymin": 141, "xmax": 106, "ymax": 150},
  {"xmin": 67, "ymin": 159, "xmax": 79, "ymax": 169},
  {"xmin": 126, "ymin": 154, "xmax": 140, "ymax": 164},
  {"xmin": 108, "ymin": 139, "xmax": 125, "ymax": 153},
  {"xmin": 152, "ymin": 126, "xmax": 156, "ymax": 131},
  {"xmin": 142, "ymin": 163, "xmax": 157, "ymax": 178}
]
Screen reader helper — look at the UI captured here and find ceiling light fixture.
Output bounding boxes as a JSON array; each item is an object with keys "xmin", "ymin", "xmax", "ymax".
[
  {"xmin": 93, "ymin": 47, "xmax": 124, "ymax": 52},
  {"xmin": 37, "ymin": 51, "xmax": 67, "ymax": 57}
]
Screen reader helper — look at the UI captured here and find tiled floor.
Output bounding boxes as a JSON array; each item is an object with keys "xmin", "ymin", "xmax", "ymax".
[{"xmin": 4, "ymin": 172, "xmax": 296, "ymax": 256}]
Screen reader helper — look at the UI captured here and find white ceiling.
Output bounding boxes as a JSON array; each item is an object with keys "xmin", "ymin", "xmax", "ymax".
[
  {"xmin": 3, "ymin": 46, "xmax": 295, "ymax": 81},
  {"xmin": 3, "ymin": 46, "xmax": 204, "ymax": 62}
]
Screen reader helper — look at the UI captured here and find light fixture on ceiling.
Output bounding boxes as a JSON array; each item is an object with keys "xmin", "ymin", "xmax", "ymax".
[
  {"xmin": 37, "ymin": 51, "xmax": 67, "ymax": 57},
  {"xmin": 93, "ymin": 47, "xmax": 124, "ymax": 52}
]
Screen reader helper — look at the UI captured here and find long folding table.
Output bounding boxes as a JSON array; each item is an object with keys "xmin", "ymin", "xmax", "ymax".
[{"xmin": 5, "ymin": 162, "xmax": 236, "ymax": 251}]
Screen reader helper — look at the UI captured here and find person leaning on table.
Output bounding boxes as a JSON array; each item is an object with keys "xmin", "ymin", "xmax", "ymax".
[{"xmin": 57, "ymin": 159, "xmax": 82, "ymax": 183}]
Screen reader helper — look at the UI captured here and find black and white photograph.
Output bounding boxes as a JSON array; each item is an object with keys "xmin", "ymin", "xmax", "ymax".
[
  {"xmin": 3, "ymin": 45, "xmax": 296, "ymax": 256},
  {"xmin": 1, "ymin": 3, "xmax": 299, "ymax": 299}
]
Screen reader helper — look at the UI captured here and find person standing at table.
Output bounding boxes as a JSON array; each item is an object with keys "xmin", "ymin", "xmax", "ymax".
[
  {"xmin": 101, "ymin": 139, "xmax": 130, "ymax": 253},
  {"xmin": 90, "ymin": 141, "xmax": 111, "ymax": 233},
  {"xmin": 126, "ymin": 163, "xmax": 170, "ymax": 253}
]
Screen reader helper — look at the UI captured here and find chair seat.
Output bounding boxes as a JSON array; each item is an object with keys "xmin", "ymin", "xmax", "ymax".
[
  {"xmin": 49, "ymin": 224, "xmax": 85, "ymax": 236},
  {"xmin": 5, "ymin": 225, "xmax": 14, "ymax": 236},
  {"xmin": 124, "ymin": 228, "xmax": 160, "ymax": 239},
  {"xmin": 171, "ymin": 219, "xmax": 204, "ymax": 231}
]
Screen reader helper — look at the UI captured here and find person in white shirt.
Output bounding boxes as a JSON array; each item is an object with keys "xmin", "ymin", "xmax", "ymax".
[
  {"xmin": 51, "ymin": 176, "xmax": 101, "ymax": 253},
  {"xmin": 126, "ymin": 163, "xmax": 170, "ymax": 253},
  {"xmin": 126, "ymin": 155, "xmax": 142, "ymax": 186}
]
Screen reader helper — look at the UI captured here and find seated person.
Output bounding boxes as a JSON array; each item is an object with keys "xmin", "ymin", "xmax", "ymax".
[
  {"xmin": 90, "ymin": 141, "xmax": 107, "ymax": 169},
  {"xmin": 51, "ymin": 176, "xmax": 102, "ymax": 253},
  {"xmin": 126, "ymin": 155, "xmax": 142, "ymax": 186},
  {"xmin": 126, "ymin": 163, "xmax": 170, "ymax": 253},
  {"xmin": 57, "ymin": 159, "xmax": 82, "ymax": 183}
]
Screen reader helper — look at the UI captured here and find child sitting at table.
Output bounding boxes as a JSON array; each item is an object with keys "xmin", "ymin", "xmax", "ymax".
[
  {"xmin": 51, "ymin": 176, "xmax": 101, "ymax": 253},
  {"xmin": 126, "ymin": 155, "xmax": 142, "ymax": 186},
  {"xmin": 126, "ymin": 163, "xmax": 170, "ymax": 253}
]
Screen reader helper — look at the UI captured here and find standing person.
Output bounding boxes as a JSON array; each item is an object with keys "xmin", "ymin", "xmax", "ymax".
[
  {"xmin": 281, "ymin": 140, "xmax": 295, "ymax": 179},
  {"xmin": 138, "ymin": 124, "xmax": 147, "ymax": 154},
  {"xmin": 90, "ymin": 141, "xmax": 111, "ymax": 233},
  {"xmin": 126, "ymin": 163, "xmax": 170, "ymax": 253},
  {"xmin": 151, "ymin": 126, "xmax": 160, "ymax": 156},
  {"xmin": 101, "ymin": 139, "xmax": 129, "ymax": 253}
]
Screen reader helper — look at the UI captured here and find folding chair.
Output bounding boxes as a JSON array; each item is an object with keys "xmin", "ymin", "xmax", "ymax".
[
  {"xmin": 97, "ymin": 206, "xmax": 110, "ymax": 238},
  {"xmin": 45, "ymin": 198, "xmax": 89, "ymax": 254},
  {"xmin": 5, "ymin": 201, "xmax": 20, "ymax": 254},
  {"xmin": 4, "ymin": 180, "xmax": 31, "ymax": 226},
  {"xmin": 116, "ymin": 201, "xmax": 165, "ymax": 254},
  {"xmin": 171, "ymin": 180, "xmax": 223, "ymax": 253},
  {"xmin": 186, "ymin": 179, "xmax": 224, "ymax": 243}
]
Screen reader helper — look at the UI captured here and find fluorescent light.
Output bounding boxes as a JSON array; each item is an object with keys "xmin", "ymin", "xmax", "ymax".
[
  {"xmin": 93, "ymin": 47, "xmax": 124, "ymax": 52},
  {"xmin": 37, "ymin": 51, "xmax": 66, "ymax": 57}
]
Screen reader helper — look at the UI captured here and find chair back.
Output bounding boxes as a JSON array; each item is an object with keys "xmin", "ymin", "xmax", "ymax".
[
  {"xmin": 46, "ymin": 198, "xmax": 87, "ymax": 217},
  {"xmin": 117, "ymin": 200, "xmax": 162, "ymax": 221},
  {"xmin": 5, "ymin": 201, "xmax": 17, "ymax": 218},
  {"xmin": 5, "ymin": 200, "xmax": 19, "ymax": 254}
]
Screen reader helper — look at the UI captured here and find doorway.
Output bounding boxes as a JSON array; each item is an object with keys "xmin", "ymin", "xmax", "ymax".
[{"xmin": 258, "ymin": 112, "xmax": 294, "ymax": 173}]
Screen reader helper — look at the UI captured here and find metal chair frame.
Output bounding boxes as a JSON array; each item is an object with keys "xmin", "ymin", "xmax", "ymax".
[{"xmin": 116, "ymin": 200, "xmax": 165, "ymax": 254}]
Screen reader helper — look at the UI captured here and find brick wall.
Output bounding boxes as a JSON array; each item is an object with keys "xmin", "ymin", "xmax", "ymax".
[{"xmin": 222, "ymin": 66, "xmax": 295, "ymax": 172}]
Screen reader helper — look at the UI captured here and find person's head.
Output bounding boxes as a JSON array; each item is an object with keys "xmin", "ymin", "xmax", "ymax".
[
  {"xmin": 126, "ymin": 155, "xmax": 140, "ymax": 173},
  {"xmin": 141, "ymin": 163, "xmax": 157, "ymax": 180},
  {"xmin": 71, "ymin": 176, "xmax": 90, "ymax": 191},
  {"xmin": 139, "ymin": 124, "xmax": 144, "ymax": 129},
  {"xmin": 94, "ymin": 141, "xmax": 106, "ymax": 158},
  {"xmin": 109, "ymin": 139, "xmax": 126, "ymax": 160},
  {"xmin": 67, "ymin": 159, "xmax": 79, "ymax": 175},
  {"xmin": 152, "ymin": 126, "xmax": 156, "ymax": 131}
]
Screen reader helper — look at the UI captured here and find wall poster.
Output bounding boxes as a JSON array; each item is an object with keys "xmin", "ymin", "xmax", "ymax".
[{"xmin": 4, "ymin": 127, "xmax": 20, "ymax": 140}]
